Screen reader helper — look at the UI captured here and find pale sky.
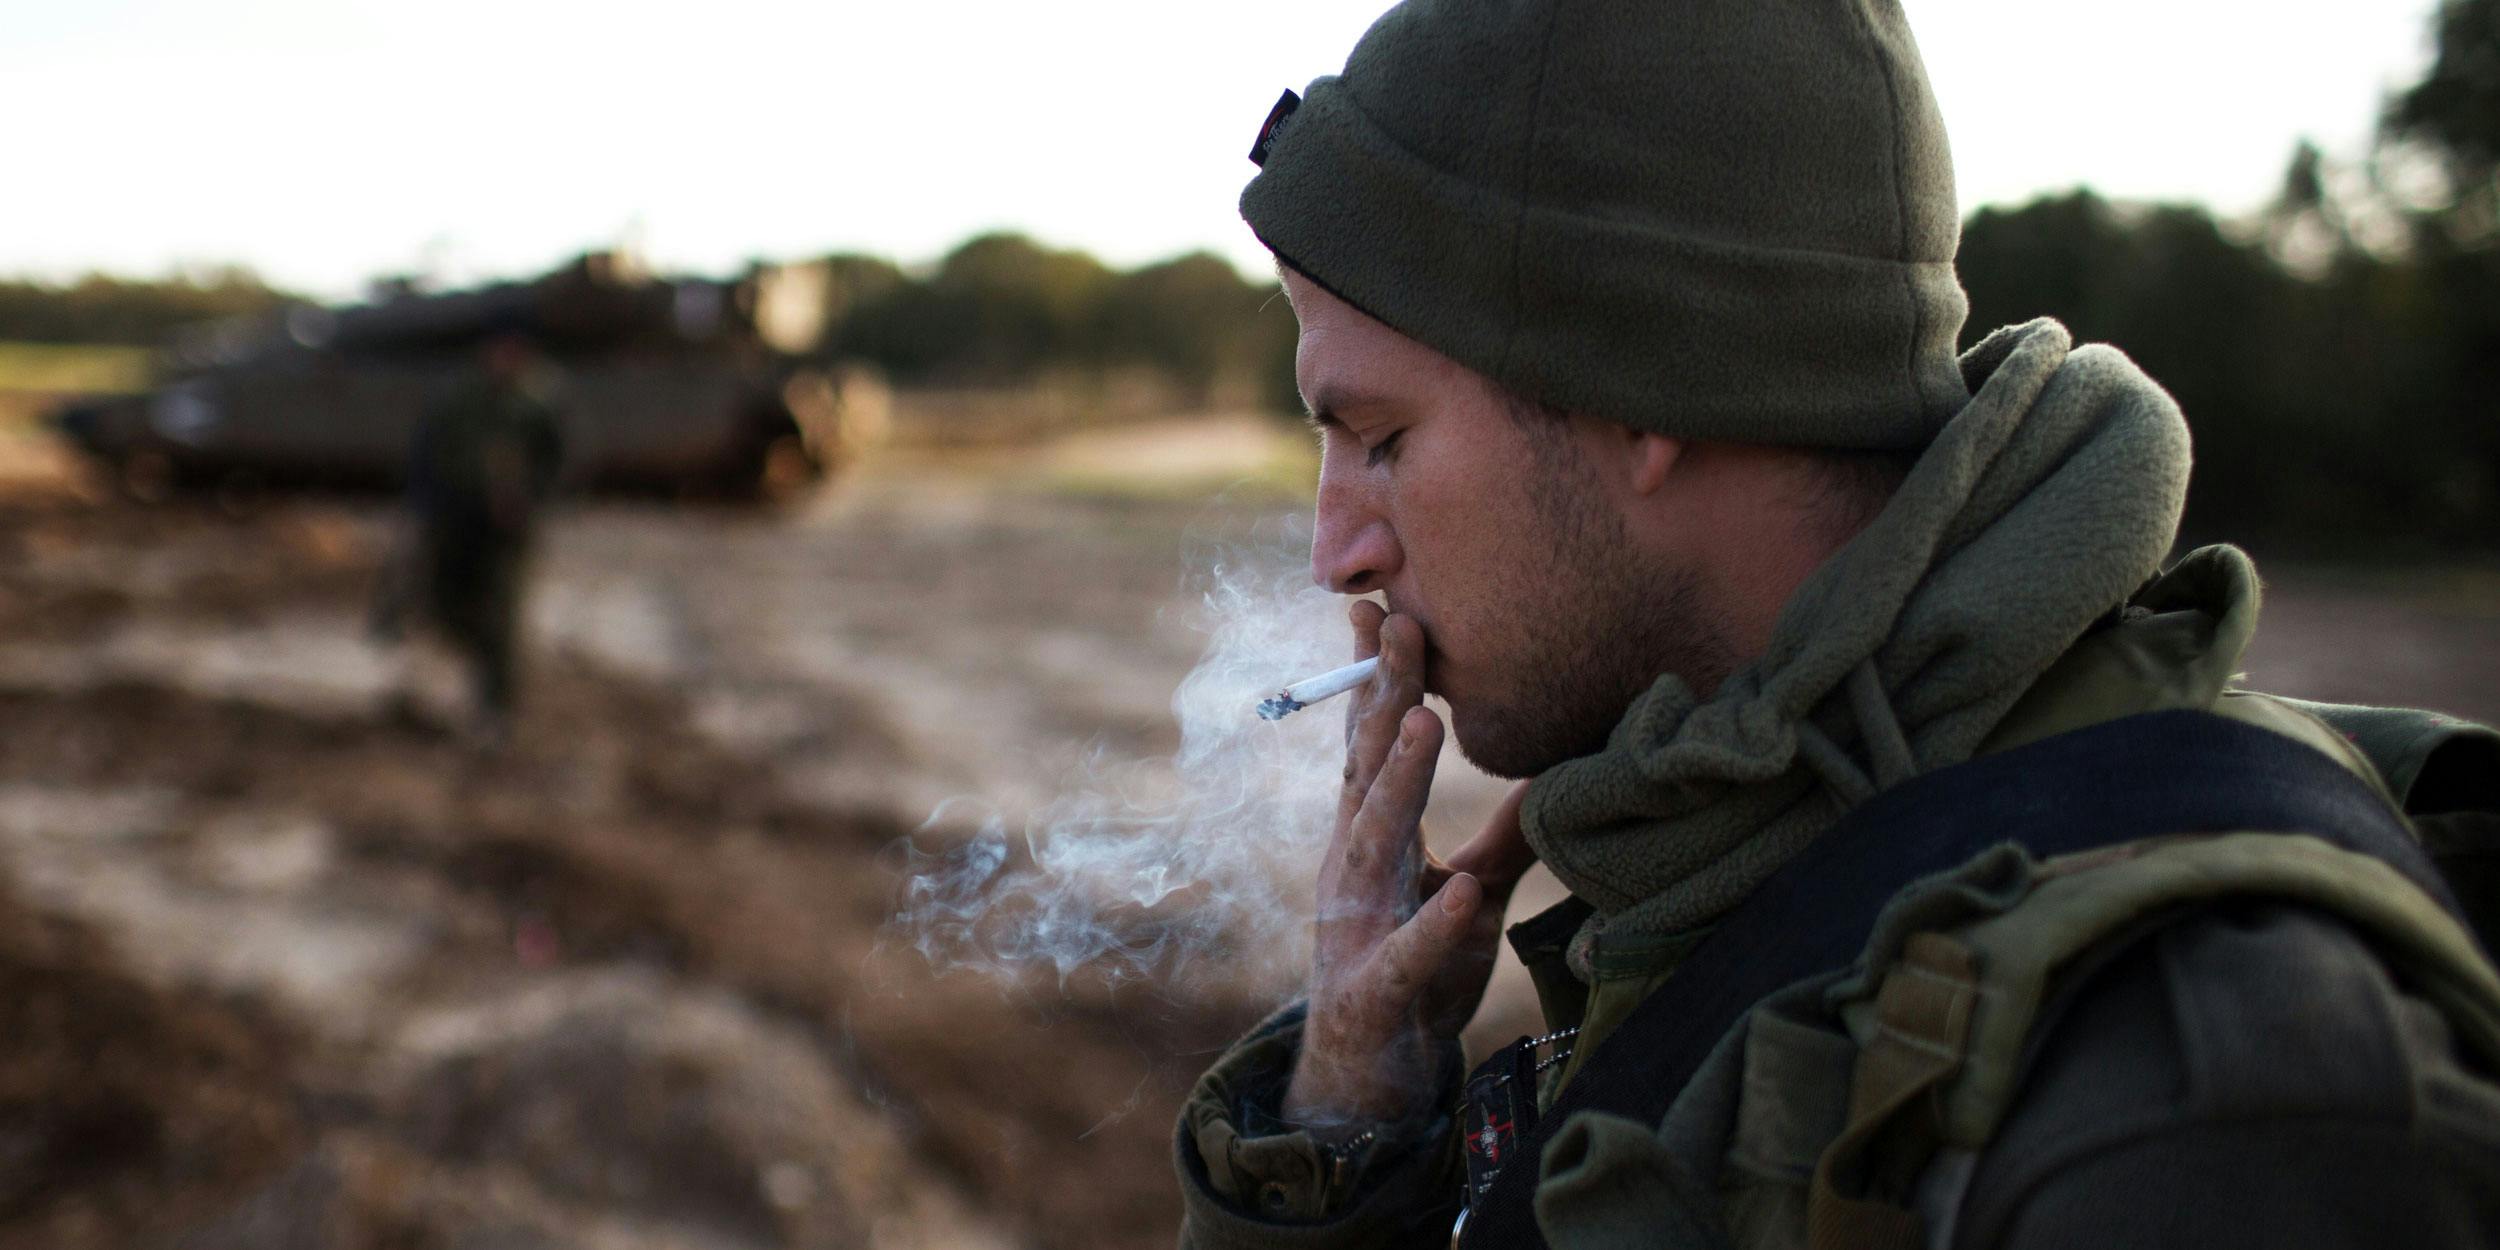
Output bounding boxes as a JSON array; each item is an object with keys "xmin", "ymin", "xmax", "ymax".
[{"xmin": 0, "ymin": 0, "xmax": 2441, "ymax": 299}]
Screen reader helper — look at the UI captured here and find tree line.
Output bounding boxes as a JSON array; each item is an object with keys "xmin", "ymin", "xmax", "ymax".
[
  {"xmin": 0, "ymin": 267, "xmax": 292, "ymax": 348},
  {"xmin": 3, "ymin": 0, "xmax": 2490, "ymax": 552},
  {"xmin": 804, "ymin": 237, "xmax": 1299, "ymax": 409},
  {"xmin": 1962, "ymin": 0, "xmax": 2495, "ymax": 554}
]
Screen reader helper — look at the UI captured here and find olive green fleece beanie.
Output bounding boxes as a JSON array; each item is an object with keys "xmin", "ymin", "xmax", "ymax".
[{"xmin": 1243, "ymin": 0, "xmax": 1971, "ymax": 449}]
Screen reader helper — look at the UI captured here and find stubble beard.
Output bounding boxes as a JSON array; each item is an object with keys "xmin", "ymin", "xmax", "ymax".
[{"xmin": 1449, "ymin": 431, "xmax": 1736, "ymax": 781}]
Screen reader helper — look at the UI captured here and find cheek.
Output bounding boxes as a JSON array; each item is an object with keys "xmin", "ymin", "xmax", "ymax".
[{"xmin": 1392, "ymin": 472, "xmax": 1546, "ymax": 642}]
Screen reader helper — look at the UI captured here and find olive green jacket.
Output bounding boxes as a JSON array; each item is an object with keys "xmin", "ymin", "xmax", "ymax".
[
  {"xmin": 410, "ymin": 374, "xmax": 565, "ymax": 537},
  {"xmin": 1174, "ymin": 550, "xmax": 2500, "ymax": 1248}
]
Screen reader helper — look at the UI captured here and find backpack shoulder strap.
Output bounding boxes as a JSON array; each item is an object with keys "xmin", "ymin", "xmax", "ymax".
[
  {"xmin": 2255, "ymin": 695, "xmax": 2500, "ymax": 812},
  {"xmin": 1810, "ymin": 796, "xmax": 2500, "ymax": 1249},
  {"xmin": 1460, "ymin": 709, "xmax": 2453, "ymax": 1250},
  {"xmin": 2240, "ymin": 693, "xmax": 2500, "ymax": 953}
]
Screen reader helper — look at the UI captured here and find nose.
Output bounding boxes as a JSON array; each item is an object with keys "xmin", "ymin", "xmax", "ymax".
[{"xmin": 1310, "ymin": 471, "xmax": 1400, "ymax": 594}]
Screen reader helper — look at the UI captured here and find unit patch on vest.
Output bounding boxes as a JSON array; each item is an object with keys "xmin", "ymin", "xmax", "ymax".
[
  {"xmin": 1459, "ymin": 1026, "xmax": 1574, "ymax": 1215},
  {"xmin": 1459, "ymin": 1044, "xmax": 1531, "ymax": 1211},
  {"xmin": 1248, "ymin": 89, "xmax": 1300, "ymax": 167}
]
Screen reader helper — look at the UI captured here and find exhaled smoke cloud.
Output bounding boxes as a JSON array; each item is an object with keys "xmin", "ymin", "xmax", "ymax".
[{"xmin": 890, "ymin": 513, "xmax": 1355, "ymax": 997}]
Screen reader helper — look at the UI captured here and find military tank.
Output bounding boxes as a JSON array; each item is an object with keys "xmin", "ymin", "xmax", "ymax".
[{"xmin": 49, "ymin": 252, "xmax": 850, "ymax": 501}]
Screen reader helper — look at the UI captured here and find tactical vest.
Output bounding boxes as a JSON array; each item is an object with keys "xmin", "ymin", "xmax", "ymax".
[{"xmin": 1456, "ymin": 699, "xmax": 2500, "ymax": 1249}]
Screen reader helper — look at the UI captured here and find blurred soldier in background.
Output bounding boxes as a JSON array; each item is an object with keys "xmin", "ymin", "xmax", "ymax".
[{"xmin": 375, "ymin": 327, "xmax": 565, "ymax": 745}]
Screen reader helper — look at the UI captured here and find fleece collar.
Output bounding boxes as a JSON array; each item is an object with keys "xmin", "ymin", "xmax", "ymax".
[{"xmin": 1521, "ymin": 319, "xmax": 2195, "ymax": 973}]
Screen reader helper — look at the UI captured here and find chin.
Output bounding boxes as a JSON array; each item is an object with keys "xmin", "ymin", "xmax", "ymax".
[
  {"xmin": 1448, "ymin": 683, "xmax": 1627, "ymax": 780},
  {"xmin": 1446, "ymin": 703, "xmax": 1551, "ymax": 781}
]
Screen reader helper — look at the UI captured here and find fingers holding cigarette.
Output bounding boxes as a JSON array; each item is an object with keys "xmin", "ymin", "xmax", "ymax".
[
  {"xmin": 1253, "ymin": 601, "xmax": 1413, "ymax": 722},
  {"xmin": 1293, "ymin": 702, "xmax": 1450, "ymax": 1126},
  {"xmin": 1281, "ymin": 611, "xmax": 1461, "ymax": 1129},
  {"xmin": 1338, "ymin": 614, "xmax": 1425, "ymax": 825},
  {"xmin": 1337, "ymin": 706, "xmax": 1443, "ymax": 923}
]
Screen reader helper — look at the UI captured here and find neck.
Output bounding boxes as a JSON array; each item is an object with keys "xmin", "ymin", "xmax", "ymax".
[
  {"xmin": 1710, "ymin": 521, "xmax": 1859, "ymax": 669},
  {"xmin": 1629, "ymin": 442, "xmax": 1884, "ymax": 671}
]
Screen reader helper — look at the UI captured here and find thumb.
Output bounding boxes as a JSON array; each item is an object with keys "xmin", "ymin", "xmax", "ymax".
[{"xmin": 1446, "ymin": 781, "xmax": 1538, "ymax": 897}]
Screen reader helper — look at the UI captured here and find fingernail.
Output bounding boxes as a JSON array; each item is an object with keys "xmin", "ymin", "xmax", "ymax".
[{"xmin": 1442, "ymin": 877, "xmax": 1472, "ymax": 913}]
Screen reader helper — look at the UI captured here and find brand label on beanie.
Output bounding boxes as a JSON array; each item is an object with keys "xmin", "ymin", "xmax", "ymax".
[{"xmin": 1248, "ymin": 89, "xmax": 1300, "ymax": 167}]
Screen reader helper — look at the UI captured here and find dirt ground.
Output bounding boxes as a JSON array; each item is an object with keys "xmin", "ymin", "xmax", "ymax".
[{"xmin": 0, "ymin": 421, "xmax": 2492, "ymax": 1249}]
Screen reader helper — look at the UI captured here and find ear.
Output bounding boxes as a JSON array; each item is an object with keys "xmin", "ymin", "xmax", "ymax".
[{"xmin": 1629, "ymin": 431, "xmax": 1682, "ymax": 496}]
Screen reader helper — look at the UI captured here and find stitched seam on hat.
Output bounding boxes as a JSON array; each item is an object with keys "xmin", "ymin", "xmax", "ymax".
[
  {"xmin": 1851, "ymin": 0, "xmax": 1924, "ymax": 419},
  {"xmin": 1498, "ymin": 0, "xmax": 1566, "ymax": 383}
]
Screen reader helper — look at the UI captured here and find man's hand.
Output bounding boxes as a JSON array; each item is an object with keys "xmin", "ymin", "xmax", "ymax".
[{"xmin": 1282, "ymin": 600, "xmax": 1540, "ymax": 1132}]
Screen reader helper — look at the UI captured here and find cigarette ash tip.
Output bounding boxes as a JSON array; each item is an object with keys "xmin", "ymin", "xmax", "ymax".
[{"xmin": 1253, "ymin": 657, "xmax": 1378, "ymax": 723}]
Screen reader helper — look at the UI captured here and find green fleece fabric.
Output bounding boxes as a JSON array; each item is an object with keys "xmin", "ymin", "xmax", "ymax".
[
  {"xmin": 1242, "ymin": 0, "xmax": 1969, "ymax": 449},
  {"xmin": 1523, "ymin": 319, "xmax": 2192, "ymax": 965}
]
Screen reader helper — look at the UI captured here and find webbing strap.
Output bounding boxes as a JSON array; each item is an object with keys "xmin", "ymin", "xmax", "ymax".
[
  {"xmin": 1805, "ymin": 932, "xmax": 1980, "ymax": 1250},
  {"xmin": 1460, "ymin": 709, "xmax": 2451, "ymax": 1248}
]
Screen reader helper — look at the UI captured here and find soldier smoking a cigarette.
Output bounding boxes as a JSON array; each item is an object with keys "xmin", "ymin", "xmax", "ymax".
[{"xmin": 1191, "ymin": 1, "xmax": 2500, "ymax": 1246}]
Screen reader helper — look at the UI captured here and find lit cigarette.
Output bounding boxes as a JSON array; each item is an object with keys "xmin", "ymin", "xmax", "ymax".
[{"xmin": 1256, "ymin": 657, "xmax": 1380, "ymax": 721}]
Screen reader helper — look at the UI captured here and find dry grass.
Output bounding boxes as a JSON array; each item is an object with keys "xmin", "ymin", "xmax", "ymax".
[{"xmin": 0, "ymin": 342, "xmax": 152, "ymax": 398}]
